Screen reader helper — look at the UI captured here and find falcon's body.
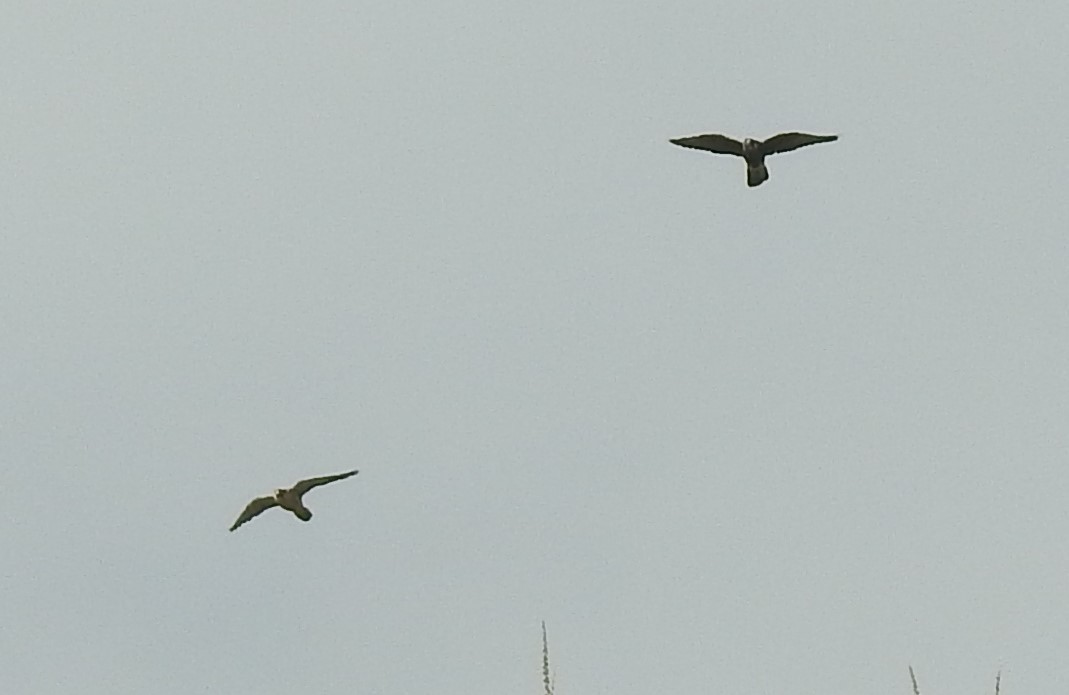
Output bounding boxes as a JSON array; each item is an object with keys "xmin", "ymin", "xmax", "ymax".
[
  {"xmin": 670, "ymin": 132, "xmax": 838, "ymax": 187},
  {"xmin": 229, "ymin": 469, "xmax": 359, "ymax": 531},
  {"xmin": 272, "ymin": 486, "xmax": 314, "ymax": 521}
]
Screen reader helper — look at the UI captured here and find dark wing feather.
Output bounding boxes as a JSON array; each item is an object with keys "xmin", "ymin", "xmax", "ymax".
[
  {"xmin": 229, "ymin": 496, "xmax": 279, "ymax": 532},
  {"xmin": 759, "ymin": 132, "xmax": 838, "ymax": 156},
  {"xmin": 669, "ymin": 133, "xmax": 744, "ymax": 157},
  {"xmin": 291, "ymin": 469, "xmax": 359, "ymax": 497}
]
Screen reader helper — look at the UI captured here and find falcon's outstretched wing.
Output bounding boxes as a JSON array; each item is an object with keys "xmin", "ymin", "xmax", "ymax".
[
  {"xmin": 760, "ymin": 132, "xmax": 838, "ymax": 156},
  {"xmin": 669, "ymin": 134, "xmax": 744, "ymax": 157},
  {"xmin": 229, "ymin": 496, "xmax": 279, "ymax": 532},
  {"xmin": 291, "ymin": 469, "xmax": 359, "ymax": 497}
]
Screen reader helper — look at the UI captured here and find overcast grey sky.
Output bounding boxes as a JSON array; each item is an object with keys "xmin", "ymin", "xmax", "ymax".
[{"xmin": 3, "ymin": 2, "xmax": 1069, "ymax": 694}]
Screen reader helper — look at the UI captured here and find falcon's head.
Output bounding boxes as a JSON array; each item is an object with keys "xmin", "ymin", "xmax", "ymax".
[
  {"xmin": 743, "ymin": 138, "xmax": 759, "ymax": 150},
  {"xmin": 273, "ymin": 488, "xmax": 287, "ymax": 499}
]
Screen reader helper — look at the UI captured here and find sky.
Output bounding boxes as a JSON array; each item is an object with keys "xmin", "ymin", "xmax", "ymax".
[{"xmin": 2, "ymin": 1, "xmax": 1069, "ymax": 694}]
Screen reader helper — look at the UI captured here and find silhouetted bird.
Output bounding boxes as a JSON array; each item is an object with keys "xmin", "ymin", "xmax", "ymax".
[
  {"xmin": 670, "ymin": 132, "xmax": 838, "ymax": 187},
  {"xmin": 229, "ymin": 469, "xmax": 359, "ymax": 531}
]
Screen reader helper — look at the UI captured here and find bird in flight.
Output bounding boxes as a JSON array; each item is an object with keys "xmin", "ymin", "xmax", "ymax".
[
  {"xmin": 669, "ymin": 131, "xmax": 838, "ymax": 187},
  {"xmin": 229, "ymin": 469, "xmax": 359, "ymax": 531}
]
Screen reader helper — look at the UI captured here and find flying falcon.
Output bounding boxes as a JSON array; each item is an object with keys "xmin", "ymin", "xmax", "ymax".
[
  {"xmin": 229, "ymin": 469, "xmax": 359, "ymax": 531},
  {"xmin": 669, "ymin": 132, "xmax": 838, "ymax": 187}
]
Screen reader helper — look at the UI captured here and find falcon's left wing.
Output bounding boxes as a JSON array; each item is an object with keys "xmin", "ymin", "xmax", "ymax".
[
  {"xmin": 291, "ymin": 469, "xmax": 359, "ymax": 497},
  {"xmin": 759, "ymin": 132, "xmax": 838, "ymax": 155}
]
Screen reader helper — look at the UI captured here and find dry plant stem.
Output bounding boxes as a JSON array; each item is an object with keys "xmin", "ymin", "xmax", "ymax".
[
  {"xmin": 909, "ymin": 665, "xmax": 921, "ymax": 695},
  {"xmin": 541, "ymin": 621, "xmax": 554, "ymax": 695}
]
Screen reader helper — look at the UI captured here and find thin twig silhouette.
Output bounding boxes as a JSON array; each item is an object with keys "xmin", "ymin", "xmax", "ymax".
[{"xmin": 541, "ymin": 621, "xmax": 554, "ymax": 695}]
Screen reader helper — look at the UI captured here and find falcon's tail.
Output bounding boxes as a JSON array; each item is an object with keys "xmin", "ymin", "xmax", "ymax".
[
  {"xmin": 747, "ymin": 162, "xmax": 769, "ymax": 187},
  {"xmin": 293, "ymin": 506, "xmax": 312, "ymax": 522}
]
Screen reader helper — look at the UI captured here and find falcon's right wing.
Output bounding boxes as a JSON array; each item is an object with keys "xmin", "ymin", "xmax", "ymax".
[
  {"xmin": 669, "ymin": 133, "xmax": 744, "ymax": 157},
  {"xmin": 229, "ymin": 496, "xmax": 279, "ymax": 532}
]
